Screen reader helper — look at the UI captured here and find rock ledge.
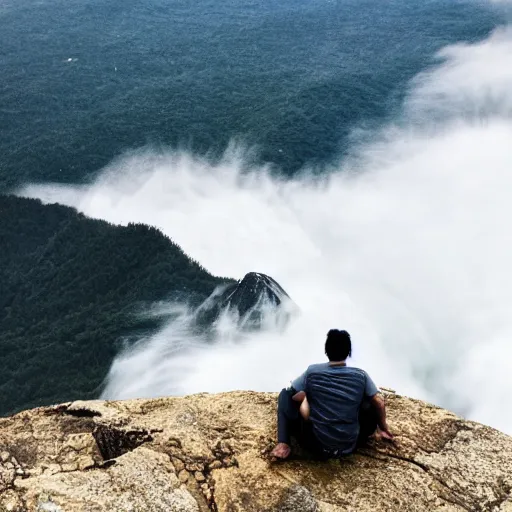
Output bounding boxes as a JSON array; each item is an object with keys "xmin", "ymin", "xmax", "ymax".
[{"xmin": 1, "ymin": 391, "xmax": 511, "ymax": 511}]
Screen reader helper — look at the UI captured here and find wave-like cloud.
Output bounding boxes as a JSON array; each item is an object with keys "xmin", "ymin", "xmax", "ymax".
[{"xmin": 19, "ymin": 27, "xmax": 512, "ymax": 434}]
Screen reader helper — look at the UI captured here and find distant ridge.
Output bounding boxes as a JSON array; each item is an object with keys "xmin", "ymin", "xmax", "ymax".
[
  {"xmin": 0, "ymin": 195, "xmax": 295, "ymax": 416},
  {"xmin": 0, "ymin": 194, "xmax": 233, "ymax": 415}
]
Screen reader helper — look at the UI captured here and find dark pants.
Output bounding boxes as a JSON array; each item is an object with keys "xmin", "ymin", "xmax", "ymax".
[{"xmin": 277, "ymin": 388, "xmax": 378, "ymax": 457}]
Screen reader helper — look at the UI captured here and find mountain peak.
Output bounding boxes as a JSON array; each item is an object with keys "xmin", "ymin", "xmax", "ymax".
[{"xmin": 195, "ymin": 271, "xmax": 299, "ymax": 332}]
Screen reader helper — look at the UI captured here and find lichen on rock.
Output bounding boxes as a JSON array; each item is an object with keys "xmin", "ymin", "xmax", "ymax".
[{"xmin": 0, "ymin": 391, "xmax": 511, "ymax": 511}]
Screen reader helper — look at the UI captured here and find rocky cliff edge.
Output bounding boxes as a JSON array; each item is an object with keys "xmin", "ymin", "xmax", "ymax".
[{"xmin": 1, "ymin": 390, "xmax": 511, "ymax": 512}]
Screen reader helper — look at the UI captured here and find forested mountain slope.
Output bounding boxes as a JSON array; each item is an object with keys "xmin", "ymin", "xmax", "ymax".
[{"xmin": 0, "ymin": 195, "xmax": 232, "ymax": 416}]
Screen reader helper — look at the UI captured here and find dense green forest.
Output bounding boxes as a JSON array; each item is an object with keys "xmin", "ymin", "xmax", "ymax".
[{"xmin": 0, "ymin": 195, "xmax": 233, "ymax": 416}]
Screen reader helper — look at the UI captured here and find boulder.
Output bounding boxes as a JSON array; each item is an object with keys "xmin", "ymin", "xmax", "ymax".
[{"xmin": 0, "ymin": 391, "xmax": 511, "ymax": 511}]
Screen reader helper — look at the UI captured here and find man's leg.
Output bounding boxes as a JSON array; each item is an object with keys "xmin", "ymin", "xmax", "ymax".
[
  {"xmin": 357, "ymin": 398, "xmax": 379, "ymax": 446},
  {"xmin": 297, "ymin": 419, "xmax": 331, "ymax": 460},
  {"xmin": 271, "ymin": 388, "xmax": 301, "ymax": 459}
]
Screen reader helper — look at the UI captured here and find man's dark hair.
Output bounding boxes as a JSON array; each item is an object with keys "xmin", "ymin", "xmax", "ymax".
[{"xmin": 325, "ymin": 329, "xmax": 352, "ymax": 361}]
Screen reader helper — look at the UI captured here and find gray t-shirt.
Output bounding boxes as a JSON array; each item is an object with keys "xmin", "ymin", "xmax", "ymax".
[{"xmin": 291, "ymin": 363, "xmax": 379, "ymax": 454}]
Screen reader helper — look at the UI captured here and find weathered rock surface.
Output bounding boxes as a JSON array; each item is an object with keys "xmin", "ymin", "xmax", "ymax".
[{"xmin": 0, "ymin": 391, "xmax": 511, "ymax": 511}]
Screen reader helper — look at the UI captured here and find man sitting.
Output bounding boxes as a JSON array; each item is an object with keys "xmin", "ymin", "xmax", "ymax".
[{"xmin": 271, "ymin": 329, "xmax": 393, "ymax": 460}]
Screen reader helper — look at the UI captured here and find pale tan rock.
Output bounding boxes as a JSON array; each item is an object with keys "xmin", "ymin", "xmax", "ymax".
[
  {"xmin": 42, "ymin": 464, "xmax": 61, "ymax": 476},
  {"xmin": 194, "ymin": 471, "xmax": 206, "ymax": 482},
  {"xmin": 499, "ymin": 498, "xmax": 512, "ymax": 511},
  {"xmin": 179, "ymin": 469, "xmax": 190, "ymax": 483},
  {"xmin": 0, "ymin": 391, "xmax": 510, "ymax": 511},
  {"xmin": 209, "ymin": 460, "xmax": 222, "ymax": 470},
  {"xmin": 173, "ymin": 457, "xmax": 186, "ymax": 472},
  {"xmin": 0, "ymin": 464, "xmax": 15, "ymax": 493},
  {"xmin": 13, "ymin": 448, "xmax": 197, "ymax": 512},
  {"xmin": 0, "ymin": 489, "xmax": 24, "ymax": 511}
]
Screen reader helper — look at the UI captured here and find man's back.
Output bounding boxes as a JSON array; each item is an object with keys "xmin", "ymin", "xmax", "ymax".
[
  {"xmin": 300, "ymin": 363, "xmax": 378, "ymax": 453},
  {"xmin": 271, "ymin": 329, "xmax": 390, "ymax": 461}
]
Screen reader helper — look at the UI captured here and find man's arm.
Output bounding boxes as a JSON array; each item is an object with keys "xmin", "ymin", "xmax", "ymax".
[
  {"xmin": 292, "ymin": 390, "xmax": 306, "ymax": 402},
  {"xmin": 290, "ymin": 370, "xmax": 307, "ymax": 394},
  {"xmin": 370, "ymin": 393, "xmax": 394, "ymax": 440},
  {"xmin": 364, "ymin": 371, "xmax": 394, "ymax": 440},
  {"xmin": 290, "ymin": 370, "xmax": 309, "ymax": 418},
  {"xmin": 299, "ymin": 395, "xmax": 310, "ymax": 420}
]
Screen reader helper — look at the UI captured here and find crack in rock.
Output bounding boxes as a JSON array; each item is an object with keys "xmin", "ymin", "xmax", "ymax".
[
  {"xmin": 359, "ymin": 450, "xmax": 473, "ymax": 511},
  {"xmin": 62, "ymin": 408, "xmax": 101, "ymax": 418},
  {"xmin": 92, "ymin": 426, "xmax": 153, "ymax": 461}
]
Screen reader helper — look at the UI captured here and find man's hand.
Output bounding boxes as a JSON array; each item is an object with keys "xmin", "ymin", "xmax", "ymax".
[
  {"xmin": 378, "ymin": 427, "xmax": 394, "ymax": 441},
  {"xmin": 292, "ymin": 390, "xmax": 306, "ymax": 402}
]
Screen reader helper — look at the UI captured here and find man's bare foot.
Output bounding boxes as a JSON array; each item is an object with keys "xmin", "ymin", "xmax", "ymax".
[{"xmin": 270, "ymin": 443, "xmax": 291, "ymax": 460}]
